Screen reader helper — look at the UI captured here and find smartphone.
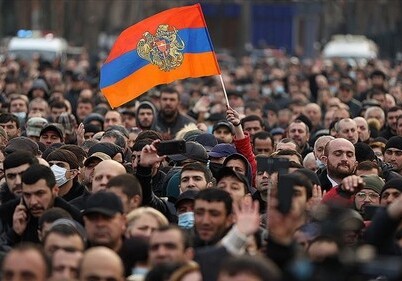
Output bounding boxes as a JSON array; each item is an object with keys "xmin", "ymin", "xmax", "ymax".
[
  {"xmin": 277, "ymin": 174, "xmax": 294, "ymax": 214},
  {"xmin": 257, "ymin": 157, "xmax": 290, "ymax": 175},
  {"xmin": 156, "ymin": 140, "xmax": 186, "ymax": 156}
]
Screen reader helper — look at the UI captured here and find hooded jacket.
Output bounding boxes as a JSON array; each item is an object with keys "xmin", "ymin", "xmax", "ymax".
[
  {"xmin": 223, "ymin": 153, "xmax": 254, "ymax": 193},
  {"xmin": 135, "ymin": 101, "xmax": 157, "ymax": 130}
]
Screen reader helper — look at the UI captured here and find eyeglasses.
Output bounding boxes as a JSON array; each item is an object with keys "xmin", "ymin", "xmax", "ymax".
[{"xmin": 355, "ymin": 192, "xmax": 380, "ymax": 201}]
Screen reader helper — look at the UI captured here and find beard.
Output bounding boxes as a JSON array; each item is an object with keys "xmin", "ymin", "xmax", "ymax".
[{"xmin": 327, "ymin": 161, "xmax": 354, "ymax": 179}]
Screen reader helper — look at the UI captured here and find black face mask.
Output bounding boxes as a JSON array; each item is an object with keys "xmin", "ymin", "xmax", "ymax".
[{"xmin": 209, "ymin": 162, "xmax": 223, "ymax": 178}]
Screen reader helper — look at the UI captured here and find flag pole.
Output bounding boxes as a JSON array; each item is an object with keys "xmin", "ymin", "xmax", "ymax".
[{"xmin": 219, "ymin": 74, "xmax": 230, "ymax": 106}]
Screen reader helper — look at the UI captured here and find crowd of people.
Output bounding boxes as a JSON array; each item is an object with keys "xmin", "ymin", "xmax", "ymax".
[{"xmin": 0, "ymin": 50, "xmax": 401, "ymax": 281}]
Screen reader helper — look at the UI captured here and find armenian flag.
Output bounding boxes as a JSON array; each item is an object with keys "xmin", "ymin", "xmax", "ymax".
[{"xmin": 100, "ymin": 4, "xmax": 221, "ymax": 108}]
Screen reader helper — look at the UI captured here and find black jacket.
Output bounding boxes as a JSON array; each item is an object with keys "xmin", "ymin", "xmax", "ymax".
[
  {"xmin": 0, "ymin": 197, "xmax": 82, "ymax": 246},
  {"xmin": 62, "ymin": 181, "xmax": 90, "ymax": 202},
  {"xmin": 317, "ymin": 169, "xmax": 334, "ymax": 192}
]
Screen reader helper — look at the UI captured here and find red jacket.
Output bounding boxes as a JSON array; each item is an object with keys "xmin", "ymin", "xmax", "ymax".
[{"xmin": 233, "ymin": 132, "xmax": 257, "ymax": 186}]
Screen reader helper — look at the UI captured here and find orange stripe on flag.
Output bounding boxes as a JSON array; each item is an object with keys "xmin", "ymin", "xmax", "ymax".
[{"xmin": 102, "ymin": 53, "xmax": 219, "ymax": 108}]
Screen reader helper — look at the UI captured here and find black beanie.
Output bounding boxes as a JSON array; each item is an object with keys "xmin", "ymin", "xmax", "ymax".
[
  {"xmin": 385, "ymin": 136, "xmax": 402, "ymax": 151},
  {"xmin": 381, "ymin": 178, "xmax": 402, "ymax": 196},
  {"xmin": 354, "ymin": 142, "xmax": 376, "ymax": 163}
]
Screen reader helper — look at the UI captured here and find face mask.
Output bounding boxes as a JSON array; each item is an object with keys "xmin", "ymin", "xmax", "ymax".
[
  {"xmin": 316, "ymin": 159, "xmax": 326, "ymax": 170},
  {"xmin": 51, "ymin": 164, "xmax": 69, "ymax": 187},
  {"xmin": 274, "ymin": 86, "xmax": 285, "ymax": 94},
  {"xmin": 262, "ymin": 87, "xmax": 272, "ymax": 97},
  {"xmin": 178, "ymin": 212, "xmax": 194, "ymax": 229},
  {"xmin": 13, "ymin": 112, "xmax": 26, "ymax": 122}
]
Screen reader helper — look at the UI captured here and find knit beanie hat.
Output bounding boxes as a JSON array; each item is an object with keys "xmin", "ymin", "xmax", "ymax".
[
  {"xmin": 381, "ymin": 178, "xmax": 402, "ymax": 196},
  {"xmin": 385, "ymin": 136, "xmax": 402, "ymax": 151},
  {"xmin": 361, "ymin": 175, "xmax": 385, "ymax": 194}
]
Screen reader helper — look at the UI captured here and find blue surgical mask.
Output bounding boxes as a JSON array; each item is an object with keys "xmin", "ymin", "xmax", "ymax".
[
  {"xmin": 51, "ymin": 164, "xmax": 69, "ymax": 187},
  {"xmin": 13, "ymin": 112, "xmax": 26, "ymax": 123},
  {"xmin": 316, "ymin": 159, "xmax": 326, "ymax": 170},
  {"xmin": 178, "ymin": 211, "xmax": 194, "ymax": 229}
]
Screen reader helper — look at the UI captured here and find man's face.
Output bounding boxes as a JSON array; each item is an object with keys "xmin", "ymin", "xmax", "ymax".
[
  {"xmin": 304, "ymin": 105, "xmax": 322, "ymax": 126},
  {"xmin": 84, "ymin": 213, "xmax": 126, "ymax": 249},
  {"xmin": 217, "ymin": 176, "xmax": 246, "ymax": 204},
  {"xmin": 76, "ymin": 103, "xmax": 93, "ymax": 121},
  {"xmin": 0, "ymin": 121, "xmax": 20, "ymax": 139},
  {"xmin": 92, "ymin": 162, "xmax": 124, "ymax": 192},
  {"xmin": 381, "ymin": 188, "xmax": 401, "ymax": 206},
  {"xmin": 288, "ymin": 122, "xmax": 309, "ymax": 148},
  {"xmin": 213, "ymin": 127, "xmax": 233, "ymax": 143},
  {"xmin": 51, "ymin": 250, "xmax": 83, "ymax": 280},
  {"xmin": 82, "ymin": 160, "xmax": 101, "ymax": 188},
  {"xmin": 122, "ymin": 114, "xmax": 136, "ymax": 129},
  {"xmin": 10, "ymin": 99, "xmax": 27, "ymax": 113},
  {"xmin": 253, "ymin": 137, "xmax": 273, "ymax": 155},
  {"xmin": 29, "ymin": 102, "xmax": 48, "ymax": 118},
  {"xmin": 160, "ymin": 92, "xmax": 179, "ymax": 117},
  {"xmin": 323, "ymin": 139, "xmax": 356, "ymax": 179},
  {"xmin": 180, "ymin": 170, "xmax": 209, "ymax": 192},
  {"xmin": 255, "ymin": 171, "xmax": 278, "ymax": 199},
  {"xmin": 366, "ymin": 109, "xmax": 385, "ymax": 128},
  {"xmin": 194, "ymin": 199, "xmax": 232, "ymax": 242},
  {"xmin": 354, "ymin": 118, "xmax": 370, "ymax": 142},
  {"xmin": 290, "ymin": 185, "xmax": 308, "ymax": 221},
  {"xmin": 22, "ymin": 179, "xmax": 58, "ymax": 218},
  {"xmin": 44, "ymin": 232, "xmax": 85, "ymax": 257},
  {"xmin": 384, "ymin": 148, "xmax": 402, "ymax": 172},
  {"xmin": 337, "ymin": 120, "xmax": 358, "ymax": 144},
  {"xmin": 104, "ymin": 111, "xmax": 122, "ymax": 129},
  {"xmin": 387, "ymin": 110, "xmax": 402, "ymax": 132},
  {"xmin": 138, "ymin": 108, "xmax": 154, "ymax": 129},
  {"xmin": 40, "ymin": 131, "xmax": 62, "ymax": 147},
  {"xmin": 243, "ymin": 120, "xmax": 263, "ymax": 138},
  {"xmin": 354, "ymin": 188, "xmax": 380, "ymax": 211},
  {"xmin": 2, "ymin": 249, "xmax": 47, "ymax": 281},
  {"xmin": 314, "ymin": 137, "xmax": 332, "ymax": 162},
  {"xmin": 51, "ymin": 107, "xmax": 66, "ymax": 122},
  {"xmin": 5, "ymin": 163, "xmax": 31, "ymax": 196},
  {"xmin": 149, "ymin": 229, "xmax": 189, "ymax": 266},
  {"xmin": 225, "ymin": 159, "xmax": 246, "ymax": 175}
]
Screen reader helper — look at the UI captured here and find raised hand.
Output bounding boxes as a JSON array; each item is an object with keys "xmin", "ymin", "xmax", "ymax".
[
  {"xmin": 13, "ymin": 198, "xmax": 29, "ymax": 236},
  {"xmin": 139, "ymin": 140, "xmax": 166, "ymax": 168},
  {"xmin": 233, "ymin": 196, "xmax": 260, "ymax": 236}
]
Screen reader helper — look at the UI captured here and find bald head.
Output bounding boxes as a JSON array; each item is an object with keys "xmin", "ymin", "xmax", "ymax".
[
  {"xmin": 79, "ymin": 247, "xmax": 124, "ymax": 281},
  {"xmin": 92, "ymin": 160, "xmax": 126, "ymax": 192}
]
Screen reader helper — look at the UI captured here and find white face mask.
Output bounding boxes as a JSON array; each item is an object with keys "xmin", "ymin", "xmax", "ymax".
[{"xmin": 50, "ymin": 164, "xmax": 69, "ymax": 187}]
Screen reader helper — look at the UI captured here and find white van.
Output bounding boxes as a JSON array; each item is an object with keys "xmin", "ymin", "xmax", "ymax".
[
  {"xmin": 7, "ymin": 30, "xmax": 68, "ymax": 63},
  {"xmin": 322, "ymin": 35, "xmax": 378, "ymax": 60}
]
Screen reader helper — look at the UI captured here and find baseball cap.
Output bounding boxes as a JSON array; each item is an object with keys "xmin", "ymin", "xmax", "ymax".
[
  {"xmin": 208, "ymin": 143, "xmax": 237, "ymax": 158},
  {"xmin": 169, "ymin": 141, "xmax": 208, "ymax": 164},
  {"xmin": 195, "ymin": 133, "xmax": 218, "ymax": 152},
  {"xmin": 83, "ymin": 191, "xmax": 124, "ymax": 217},
  {"xmin": 212, "ymin": 120, "xmax": 234, "ymax": 135},
  {"xmin": 84, "ymin": 152, "xmax": 111, "ymax": 167},
  {"xmin": 215, "ymin": 167, "xmax": 250, "ymax": 193},
  {"xmin": 175, "ymin": 189, "xmax": 199, "ymax": 208},
  {"xmin": 26, "ymin": 117, "xmax": 48, "ymax": 137},
  {"xmin": 40, "ymin": 123, "xmax": 64, "ymax": 139},
  {"xmin": 270, "ymin": 127, "xmax": 285, "ymax": 136}
]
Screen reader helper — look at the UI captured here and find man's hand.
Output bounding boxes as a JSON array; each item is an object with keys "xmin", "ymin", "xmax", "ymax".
[
  {"xmin": 340, "ymin": 175, "xmax": 364, "ymax": 193},
  {"xmin": 307, "ymin": 184, "xmax": 326, "ymax": 212},
  {"xmin": 13, "ymin": 199, "xmax": 28, "ymax": 236},
  {"xmin": 139, "ymin": 140, "xmax": 166, "ymax": 168},
  {"xmin": 226, "ymin": 106, "xmax": 241, "ymax": 126},
  {"xmin": 233, "ymin": 196, "xmax": 260, "ymax": 236},
  {"xmin": 76, "ymin": 123, "xmax": 85, "ymax": 146}
]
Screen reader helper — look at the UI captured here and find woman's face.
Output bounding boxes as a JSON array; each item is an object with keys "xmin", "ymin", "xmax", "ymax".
[{"xmin": 126, "ymin": 213, "xmax": 160, "ymax": 239}]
